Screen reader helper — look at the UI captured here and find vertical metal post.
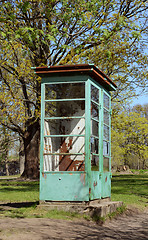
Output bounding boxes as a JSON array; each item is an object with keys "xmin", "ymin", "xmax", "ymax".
[
  {"xmin": 85, "ymin": 79, "xmax": 91, "ymax": 198},
  {"xmin": 99, "ymin": 89, "xmax": 104, "ymax": 173},
  {"xmin": 40, "ymin": 81, "xmax": 45, "ymax": 199}
]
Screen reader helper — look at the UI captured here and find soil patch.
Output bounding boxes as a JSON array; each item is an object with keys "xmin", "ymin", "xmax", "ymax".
[{"xmin": 0, "ymin": 208, "xmax": 148, "ymax": 239}]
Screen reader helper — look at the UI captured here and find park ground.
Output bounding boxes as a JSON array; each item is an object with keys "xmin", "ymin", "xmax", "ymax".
[{"xmin": 0, "ymin": 172, "xmax": 148, "ymax": 239}]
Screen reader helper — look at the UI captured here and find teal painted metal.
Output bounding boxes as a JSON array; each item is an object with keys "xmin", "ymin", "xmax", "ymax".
[
  {"xmin": 40, "ymin": 172, "xmax": 89, "ymax": 201},
  {"xmin": 101, "ymin": 89, "xmax": 111, "ymax": 198},
  {"xmin": 39, "ymin": 81, "xmax": 45, "ymax": 200},
  {"xmin": 37, "ymin": 65, "xmax": 116, "ymax": 202},
  {"xmin": 85, "ymin": 80, "xmax": 91, "ymax": 198},
  {"xmin": 89, "ymin": 81, "xmax": 102, "ymax": 200}
]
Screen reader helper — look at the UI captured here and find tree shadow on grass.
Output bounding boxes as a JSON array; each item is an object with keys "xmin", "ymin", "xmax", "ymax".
[{"xmin": 0, "ymin": 201, "xmax": 39, "ymax": 209}]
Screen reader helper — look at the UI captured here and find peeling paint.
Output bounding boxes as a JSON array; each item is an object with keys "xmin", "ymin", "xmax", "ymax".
[
  {"xmin": 42, "ymin": 172, "xmax": 47, "ymax": 179},
  {"xmin": 93, "ymin": 181, "xmax": 97, "ymax": 188}
]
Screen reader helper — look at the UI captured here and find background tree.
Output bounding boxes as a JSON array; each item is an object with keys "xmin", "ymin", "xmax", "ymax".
[
  {"xmin": 0, "ymin": 0, "xmax": 148, "ymax": 178},
  {"xmin": 111, "ymin": 106, "xmax": 148, "ymax": 169},
  {"xmin": 0, "ymin": 124, "xmax": 19, "ymax": 175}
]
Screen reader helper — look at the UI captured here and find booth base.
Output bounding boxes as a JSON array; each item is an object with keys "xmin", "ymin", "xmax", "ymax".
[{"xmin": 38, "ymin": 198, "xmax": 123, "ymax": 217}]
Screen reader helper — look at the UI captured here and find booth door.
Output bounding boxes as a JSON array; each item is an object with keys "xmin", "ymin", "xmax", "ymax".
[
  {"xmin": 40, "ymin": 81, "xmax": 89, "ymax": 201},
  {"xmin": 101, "ymin": 91, "xmax": 111, "ymax": 198},
  {"xmin": 89, "ymin": 83, "xmax": 101, "ymax": 200}
]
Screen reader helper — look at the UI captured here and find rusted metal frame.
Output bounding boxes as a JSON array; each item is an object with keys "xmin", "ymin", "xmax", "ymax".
[{"xmin": 44, "ymin": 98, "xmax": 85, "ymax": 102}]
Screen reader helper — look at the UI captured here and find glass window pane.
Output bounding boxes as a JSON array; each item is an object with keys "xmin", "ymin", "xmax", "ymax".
[
  {"xmin": 103, "ymin": 157, "xmax": 109, "ymax": 171},
  {"xmin": 45, "ymin": 82, "xmax": 85, "ymax": 99},
  {"xmin": 91, "ymin": 84, "xmax": 99, "ymax": 103},
  {"xmin": 91, "ymin": 120, "xmax": 99, "ymax": 137},
  {"xmin": 103, "ymin": 141, "xmax": 110, "ymax": 156},
  {"xmin": 103, "ymin": 93, "xmax": 109, "ymax": 109},
  {"xmin": 44, "ymin": 119, "xmax": 85, "ymax": 136},
  {"xmin": 91, "ymin": 155, "xmax": 99, "ymax": 171},
  {"xmin": 43, "ymin": 154, "xmax": 85, "ymax": 171},
  {"xmin": 104, "ymin": 109, "xmax": 109, "ymax": 125},
  {"xmin": 103, "ymin": 125, "xmax": 109, "ymax": 141},
  {"xmin": 91, "ymin": 137, "xmax": 99, "ymax": 154},
  {"xmin": 45, "ymin": 100, "xmax": 85, "ymax": 117},
  {"xmin": 91, "ymin": 102, "xmax": 99, "ymax": 120},
  {"xmin": 44, "ymin": 136, "xmax": 85, "ymax": 155}
]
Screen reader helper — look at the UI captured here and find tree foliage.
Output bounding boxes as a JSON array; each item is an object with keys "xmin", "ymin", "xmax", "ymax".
[
  {"xmin": 0, "ymin": 0, "xmax": 148, "ymax": 177},
  {"xmin": 112, "ymin": 104, "xmax": 148, "ymax": 169}
]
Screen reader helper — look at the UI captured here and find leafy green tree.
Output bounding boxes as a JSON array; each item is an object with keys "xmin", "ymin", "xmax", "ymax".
[
  {"xmin": 132, "ymin": 104, "xmax": 148, "ymax": 120},
  {"xmin": 112, "ymin": 108, "xmax": 148, "ymax": 169},
  {"xmin": 0, "ymin": 0, "xmax": 148, "ymax": 178},
  {"xmin": 0, "ymin": 124, "xmax": 11, "ymax": 175}
]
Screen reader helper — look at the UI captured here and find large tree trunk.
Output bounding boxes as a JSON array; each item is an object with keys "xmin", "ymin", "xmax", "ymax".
[{"xmin": 22, "ymin": 119, "xmax": 40, "ymax": 179}]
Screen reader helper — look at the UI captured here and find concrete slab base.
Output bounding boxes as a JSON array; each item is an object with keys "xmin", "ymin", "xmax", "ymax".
[{"xmin": 38, "ymin": 199, "xmax": 123, "ymax": 217}]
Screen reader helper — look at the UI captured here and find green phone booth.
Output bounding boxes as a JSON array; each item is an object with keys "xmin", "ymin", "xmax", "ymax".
[{"xmin": 34, "ymin": 64, "xmax": 117, "ymax": 202}]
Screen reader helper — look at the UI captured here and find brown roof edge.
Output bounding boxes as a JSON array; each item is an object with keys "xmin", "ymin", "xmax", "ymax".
[{"xmin": 33, "ymin": 64, "xmax": 117, "ymax": 90}]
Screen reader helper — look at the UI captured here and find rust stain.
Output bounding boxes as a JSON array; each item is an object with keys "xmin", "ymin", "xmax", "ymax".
[
  {"xmin": 89, "ymin": 188, "xmax": 91, "ymax": 194},
  {"xmin": 93, "ymin": 181, "xmax": 97, "ymax": 188},
  {"xmin": 105, "ymin": 176, "xmax": 107, "ymax": 182},
  {"xmin": 68, "ymin": 137, "xmax": 73, "ymax": 149},
  {"xmin": 69, "ymin": 173, "xmax": 73, "ymax": 175},
  {"xmin": 42, "ymin": 172, "xmax": 47, "ymax": 179},
  {"xmin": 58, "ymin": 137, "xmax": 85, "ymax": 171}
]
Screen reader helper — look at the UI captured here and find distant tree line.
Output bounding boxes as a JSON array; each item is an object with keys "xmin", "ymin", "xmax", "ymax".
[{"xmin": 111, "ymin": 104, "xmax": 148, "ymax": 170}]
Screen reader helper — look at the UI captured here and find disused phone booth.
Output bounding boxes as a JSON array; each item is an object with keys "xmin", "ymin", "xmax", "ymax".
[{"xmin": 34, "ymin": 64, "xmax": 117, "ymax": 201}]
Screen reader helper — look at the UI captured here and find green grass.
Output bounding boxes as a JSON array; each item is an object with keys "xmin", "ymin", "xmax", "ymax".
[
  {"xmin": 0, "ymin": 173, "xmax": 147, "ymax": 219},
  {"xmin": 0, "ymin": 206, "xmax": 87, "ymax": 220},
  {"xmin": 0, "ymin": 179, "xmax": 39, "ymax": 202},
  {"xmin": 111, "ymin": 174, "xmax": 148, "ymax": 210},
  {"xmin": 0, "ymin": 178, "xmax": 87, "ymax": 220}
]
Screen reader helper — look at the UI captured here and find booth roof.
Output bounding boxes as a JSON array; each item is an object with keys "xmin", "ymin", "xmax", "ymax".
[{"xmin": 33, "ymin": 64, "xmax": 117, "ymax": 91}]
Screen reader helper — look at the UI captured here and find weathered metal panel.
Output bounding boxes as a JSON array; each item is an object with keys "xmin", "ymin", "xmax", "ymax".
[
  {"xmin": 101, "ymin": 172, "xmax": 111, "ymax": 198},
  {"xmin": 40, "ymin": 172, "xmax": 89, "ymax": 201},
  {"xmin": 90, "ymin": 171, "xmax": 101, "ymax": 200}
]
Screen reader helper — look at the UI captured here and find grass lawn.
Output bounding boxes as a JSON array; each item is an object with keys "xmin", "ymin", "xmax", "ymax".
[
  {"xmin": 0, "ymin": 179, "xmax": 39, "ymax": 202},
  {"xmin": 111, "ymin": 174, "xmax": 148, "ymax": 210},
  {"xmin": 0, "ymin": 173, "xmax": 147, "ymax": 218}
]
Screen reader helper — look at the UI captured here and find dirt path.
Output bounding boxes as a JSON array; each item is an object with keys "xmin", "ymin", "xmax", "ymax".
[{"xmin": 0, "ymin": 208, "xmax": 148, "ymax": 240}]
